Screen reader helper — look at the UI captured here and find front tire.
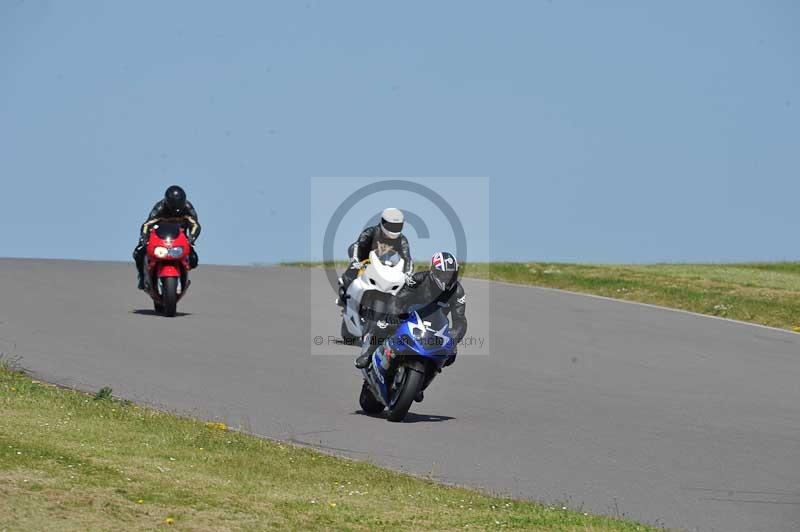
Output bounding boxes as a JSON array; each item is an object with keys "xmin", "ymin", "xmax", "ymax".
[
  {"xmin": 161, "ymin": 277, "xmax": 178, "ymax": 317},
  {"xmin": 359, "ymin": 381, "xmax": 384, "ymax": 415},
  {"xmin": 386, "ymin": 367, "xmax": 425, "ymax": 422}
]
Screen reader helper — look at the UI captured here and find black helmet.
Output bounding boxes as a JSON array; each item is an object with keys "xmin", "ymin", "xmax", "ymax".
[
  {"xmin": 164, "ymin": 185, "xmax": 187, "ymax": 213},
  {"xmin": 430, "ymin": 251, "xmax": 459, "ymax": 291}
]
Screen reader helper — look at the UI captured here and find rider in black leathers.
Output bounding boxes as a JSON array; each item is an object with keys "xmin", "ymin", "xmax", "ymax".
[
  {"xmin": 133, "ymin": 185, "xmax": 201, "ymax": 289},
  {"xmin": 355, "ymin": 251, "xmax": 466, "ymax": 370},
  {"xmin": 337, "ymin": 207, "xmax": 413, "ymax": 306}
]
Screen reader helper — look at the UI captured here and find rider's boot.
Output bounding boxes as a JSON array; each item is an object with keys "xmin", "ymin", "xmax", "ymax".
[
  {"xmin": 338, "ymin": 268, "xmax": 358, "ymax": 307},
  {"xmin": 354, "ymin": 322, "xmax": 392, "ymax": 369},
  {"xmin": 133, "ymin": 243, "xmax": 146, "ymax": 290},
  {"xmin": 354, "ymin": 352, "xmax": 371, "ymax": 369},
  {"xmin": 336, "ymin": 285, "xmax": 347, "ymax": 308},
  {"xmin": 354, "ymin": 332, "xmax": 373, "ymax": 369}
]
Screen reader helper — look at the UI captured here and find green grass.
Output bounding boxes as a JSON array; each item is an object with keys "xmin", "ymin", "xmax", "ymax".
[
  {"xmin": 284, "ymin": 261, "xmax": 800, "ymax": 332},
  {"xmin": 0, "ymin": 363, "xmax": 657, "ymax": 531},
  {"xmin": 462, "ymin": 262, "xmax": 800, "ymax": 331}
]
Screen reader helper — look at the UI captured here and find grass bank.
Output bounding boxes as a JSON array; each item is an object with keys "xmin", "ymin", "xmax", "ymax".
[
  {"xmin": 0, "ymin": 364, "xmax": 656, "ymax": 531},
  {"xmin": 284, "ymin": 261, "xmax": 800, "ymax": 332},
  {"xmin": 463, "ymin": 262, "xmax": 800, "ymax": 331}
]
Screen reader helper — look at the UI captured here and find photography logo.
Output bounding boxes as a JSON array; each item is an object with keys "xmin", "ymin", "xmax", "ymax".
[
  {"xmin": 310, "ymin": 177, "xmax": 490, "ymax": 356},
  {"xmin": 321, "ymin": 179, "xmax": 468, "ymax": 297}
]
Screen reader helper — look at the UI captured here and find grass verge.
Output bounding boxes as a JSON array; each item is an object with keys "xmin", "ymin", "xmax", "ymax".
[
  {"xmin": 284, "ymin": 261, "xmax": 800, "ymax": 332},
  {"xmin": 0, "ymin": 364, "xmax": 656, "ymax": 531}
]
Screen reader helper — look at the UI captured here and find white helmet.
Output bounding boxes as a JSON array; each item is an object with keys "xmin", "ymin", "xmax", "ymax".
[{"xmin": 380, "ymin": 207, "xmax": 404, "ymax": 239}]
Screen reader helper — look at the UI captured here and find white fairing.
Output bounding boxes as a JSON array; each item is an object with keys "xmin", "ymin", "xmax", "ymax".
[{"xmin": 342, "ymin": 250, "xmax": 406, "ymax": 338}]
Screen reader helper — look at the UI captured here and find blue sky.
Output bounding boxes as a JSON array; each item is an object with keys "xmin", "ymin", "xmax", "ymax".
[
  {"xmin": 309, "ymin": 177, "xmax": 491, "ymax": 266},
  {"xmin": 1, "ymin": 1, "xmax": 798, "ymax": 265}
]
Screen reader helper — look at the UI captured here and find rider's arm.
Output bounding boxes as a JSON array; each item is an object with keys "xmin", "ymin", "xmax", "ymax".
[
  {"xmin": 399, "ymin": 234, "xmax": 413, "ymax": 274},
  {"xmin": 347, "ymin": 226, "xmax": 376, "ymax": 262},
  {"xmin": 139, "ymin": 201, "xmax": 165, "ymax": 236},
  {"xmin": 184, "ymin": 201, "xmax": 201, "ymax": 241},
  {"xmin": 408, "ymin": 271, "xmax": 426, "ymax": 288},
  {"xmin": 393, "ymin": 272, "xmax": 427, "ymax": 320},
  {"xmin": 448, "ymin": 283, "xmax": 468, "ymax": 345}
]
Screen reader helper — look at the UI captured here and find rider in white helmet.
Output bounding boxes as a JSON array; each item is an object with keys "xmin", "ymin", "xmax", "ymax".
[{"xmin": 337, "ymin": 207, "xmax": 414, "ymax": 306}]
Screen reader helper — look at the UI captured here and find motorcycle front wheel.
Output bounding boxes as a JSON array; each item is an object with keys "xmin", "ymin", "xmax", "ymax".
[
  {"xmin": 386, "ymin": 366, "xmax": 424, "ymax": 422},
  {"xmin": 161, "ymin": 277, "xmax": 178, "ymax": 317}
]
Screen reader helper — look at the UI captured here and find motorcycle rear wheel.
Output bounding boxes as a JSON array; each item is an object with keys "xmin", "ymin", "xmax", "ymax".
[{"xmin": 386, "ymin": 367, "xmax": 424, "ymax": 422}]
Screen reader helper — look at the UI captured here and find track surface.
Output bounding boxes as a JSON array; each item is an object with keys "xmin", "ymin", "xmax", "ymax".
[{"xmin": 1, "ymin": 259, "xmax": 798, "ymax": 531}]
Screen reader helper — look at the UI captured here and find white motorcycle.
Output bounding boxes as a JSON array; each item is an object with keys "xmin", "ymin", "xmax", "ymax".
[{"xmin": 341, "ymin": 250, "xmax": 406, "ymax": 342}]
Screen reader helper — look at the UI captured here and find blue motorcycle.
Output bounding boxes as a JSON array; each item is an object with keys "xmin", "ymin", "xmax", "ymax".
[{"xmin": 359, "ymin": 307, "xmax": 454, "ymax": 421}]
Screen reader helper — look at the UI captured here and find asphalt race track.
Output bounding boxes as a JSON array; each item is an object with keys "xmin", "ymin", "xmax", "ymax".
[{"xmin": 1, "ymin": 259, "xmax": 798, "ymax": 531}]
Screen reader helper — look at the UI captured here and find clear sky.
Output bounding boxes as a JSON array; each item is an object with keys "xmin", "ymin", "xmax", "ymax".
[{"xmin": 1, "ymin": 1, "xmax": 798, "ymax": 265}]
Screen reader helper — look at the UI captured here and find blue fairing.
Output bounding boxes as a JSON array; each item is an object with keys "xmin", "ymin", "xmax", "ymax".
[
  {"xmin": 391, "ymin": 310, "xmax": 454, "ymax": 358},
  {"xmin": 366, "ymin": 309, "xmax": 455, "ymax": 406}
]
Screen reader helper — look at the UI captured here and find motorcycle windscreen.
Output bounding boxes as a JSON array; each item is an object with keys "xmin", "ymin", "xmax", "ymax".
[
  {"xmin": 396, "ymin": 307, "xmax": 453, "ymax": 356},
  {"xmin": 375, "ymin": 251, "xmax": 402, "ymax": 267},
  {"xmin": 154, "ymin": 223, "xmax": 182, "ymax": 240}
]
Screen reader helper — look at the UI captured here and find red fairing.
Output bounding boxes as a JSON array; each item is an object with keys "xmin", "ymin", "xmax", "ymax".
[
  {"xmin": 146, "ymin": 228, "xmax": 191, "ymax": 263},
  {"xmin": 144, "ymin": 223, "xmax": 192, "ymax": 308},
  {"xmin": 158, "ymin": 263, "xmax": 181, "ymax": 277}
]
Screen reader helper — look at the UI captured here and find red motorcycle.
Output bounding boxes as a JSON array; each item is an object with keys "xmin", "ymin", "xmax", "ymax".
[{"xmin": 144, "ymin": 221, "xmax": 192, "ymax": 317}]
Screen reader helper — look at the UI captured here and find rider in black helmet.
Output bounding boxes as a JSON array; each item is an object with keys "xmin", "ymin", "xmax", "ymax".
[
  {"xmin": 164, "ymin": 185, "xmax": 188, "ymax": 214},
  {"xmin": 132, "ymin": 185, "xmax": 201, "ymax": 290},
  {"xmin": 354, "ymin": 251, "xmax": 467, "ymax": 371}
]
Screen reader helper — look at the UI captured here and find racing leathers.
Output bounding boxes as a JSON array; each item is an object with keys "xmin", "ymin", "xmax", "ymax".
[
  {"xmin": 133, "ymin": 200, "xmax": 201, "ymax": 289},
  {"xmin": 338, "ymin": 224, "xmax": 413, "ymax": 303},
  {"xmin": 355, "ymin": 271, "xmax": 467, "ymax": 369}
]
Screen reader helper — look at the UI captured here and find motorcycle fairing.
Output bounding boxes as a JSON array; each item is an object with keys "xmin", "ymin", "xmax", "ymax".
[{"xmin": 362, "ymin": 309, "xmax": 454, "ymax": 407}]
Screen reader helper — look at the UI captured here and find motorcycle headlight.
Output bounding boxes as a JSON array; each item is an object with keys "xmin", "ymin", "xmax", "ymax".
[
  {"xmin": 168, "ymin": 246, "xmax": 184, "ymax": 258},
  {"xmin": 154, "ymin": 246, "xmax": 169, "ymax": 258}
]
